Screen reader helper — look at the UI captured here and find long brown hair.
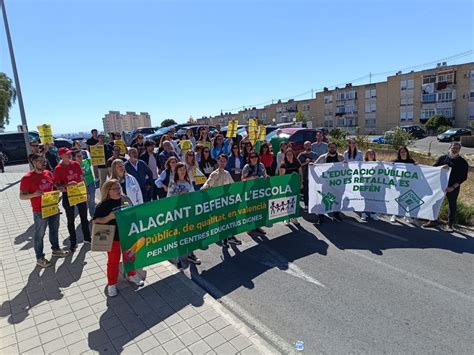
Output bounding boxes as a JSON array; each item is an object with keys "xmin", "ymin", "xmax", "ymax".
[
  {"xmin": 173, "ymin": 162, "xmax": 190, "ymax": 183},
  {"xmin": 110, "ymin": 159, "xmax": 127, "ymax": 180}
]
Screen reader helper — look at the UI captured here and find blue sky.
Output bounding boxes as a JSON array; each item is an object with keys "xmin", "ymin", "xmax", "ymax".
[{"xmin": 1, "ymin": 0, "xmax": 473, "ymax": 133}]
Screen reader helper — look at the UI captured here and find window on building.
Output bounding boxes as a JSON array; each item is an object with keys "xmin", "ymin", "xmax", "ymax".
[
  {"xmin": 406, "ymin": 111, "xmax": 413, "ymax": 120},
  {"xmin": 336, "ymin": 92, "xmax": 345, "ymax": 101},
  {"xmin": 336, "ymin": 105, "xmax": 345, "ymax": 113},
  {"xmin": 400, "ymin": 111, "xmax": 407, "ymax": 120},
  {"xmin": 437, "ymin": 72, "xmax": 454, "ymax": 83},
  {"xmin": 365, "ymin": 88, "xmax": 376, "ymax": 99},
  {"xmin": 436, "ymin": 108, "xmax": 453, "ymax": 118},
  {"xmin": 400, "ymin": 80, "xmax": 407, "ymax": 90},
  {"xmin": 324, "ymin": 95, "xmax": 333, "ymax": 104},
  {"xmin": 421, "ymin": 109, "xmax": 436, "ymax": 119},
  {"xmin": 324, "ymin": 120, "xmax": 333, "ymax": 128},
  {"xmin": 345, "ymin": 104, "xmax": 356, "ymax": 113},
  {"xmin": 423, "ymin": 75, "xmax": 436, "ymax": 84},
  {"xmin": 422, "ymin": 94, "xmax": 437, "ymax": 103},
  {"xmin": 365, "ymin": 103, "xmax": 376, "ymax": 113},
  {"xmin": 401, "ymin": 98, "xmax": 408, "ymax": 106},
  {"xmin": 437, "ymin": 91, "xmax": 453, "ymax": 102},
  {"xmin": 470, "ymin": 92, "xmax": 474, "ymax": 101},
  {"xmin": 365, "ymin": 119, "xmax": 376, "ymax": 127},
  {"xmin": 407, "ymin": 79, "xmax": 414, "ymax": 89}
]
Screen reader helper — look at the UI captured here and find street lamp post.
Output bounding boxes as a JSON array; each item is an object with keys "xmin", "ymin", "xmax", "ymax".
[{"xmin": 1, "ymin": 0, "xmax": 31, "ymax": 155}]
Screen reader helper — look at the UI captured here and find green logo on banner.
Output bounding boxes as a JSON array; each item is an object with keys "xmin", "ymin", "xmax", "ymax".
[
  {"xmin": 395, "ymin": 189, "xmax": 425, "ymax": 212},
  {"xmin": 115, "ymin": 174, "xmax": 300, "ymax": 272},
  {"xmin": 318, "ymin": 191, "xmax": 338, "ymax": 211}
]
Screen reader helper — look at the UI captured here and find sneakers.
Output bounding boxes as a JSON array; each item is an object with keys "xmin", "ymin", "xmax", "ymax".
[
  {"xmin": 222, "ymin": 240, "xmax": 229, "ymax": 248},
  {"xmin": 422, "ymin": 220, "xmax": 437, "ymax": 228},
  {"xmin": 36, "ymin": 257, "xmax": 52, "ymax": 268},
  {"xmin": 361, "ymin": 213, "xmax": 367, "ymax": 221},
  {"xmin": 176, "ymin": 261, "xmax": 183, "ymax": 269},
  {"xmin": 403, "ymin": 216, "xmax": 411, "ymax": 223},
  {"xmin": 445, "ymin": 224, "xmax": 454, "ymax": 233},
  {"xmin": 390, "ymin": 215, "xmax": 397, "ymax": 223},
  {"xmin": 227, "ymin": 237, "xmax": 242, "ymax": 245},
  {"xmin": 187, "ymin": 253, "xmax": 201, "ymax": 265},
  {"xmin": 127, "ymin": 274, "xmax": 144, "ymax": 286},
  {"xmin": 255, "ymin": 227, "xmax": 266, "ymax": 235},
  {"xmin": 371, "ymin": 214, "xmax": 379, "ymax": 221},
  {"xmin": 52, "ymin": 249, "xmax": 70, "ymax": 258},
  {"xmin": 108, "ymin": 285, "xmax": 118, "ymax": 297},
  {"xmin": 290, "ymin": 218, "xmax": 299, "ymax": 225},
  {"xmin": 284, "ymin": 220, "xmax": 290, "ymax": 226},
  {"xmin": 83, "ymin": 239, "xmax": 91, "ymax": 245}
]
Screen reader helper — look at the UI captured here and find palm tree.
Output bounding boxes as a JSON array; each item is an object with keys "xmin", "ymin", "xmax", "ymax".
[{"xmin": 0, "ymin": 72, "xmax": 17, "ymax": 128}]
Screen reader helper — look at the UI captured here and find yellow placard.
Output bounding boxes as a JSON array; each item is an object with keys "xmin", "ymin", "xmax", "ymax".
[
  {"xmin": 37, "ymin": 124, "xmax": 54, "ymax": 144},
  {"xmin": 258, "ymin": 125, "xmax": 266, "ymax": 142},
  {"xmin": 248, "ymin": 119, "xmax": 258, "ymax": 145},
  {"xmin": 226, "ymin": 120, "xmax": 238, "ymax": 138},
  {"xmin": 114, "ymin": 140, "xmax": 127, "ymax": 155},
  {"xmin": 90, "ymin": 145, "xmax": 105, "ymax": 166},
  {"xmin": 179, "ymin": 140, "xmax": 193, "ymax": 157},
  {"xmin": 67, "ymin": 181, "xmax": 88, "ymax": 206},
  {"xmin": 192, "ymin": 166, "xmax": 207, "ymax": 185},
  {"xmin": 197, "ymin": 141, "xmax": 211, "ymax": 150},
  {"xmin": 41, "ymin": 191, "xmax": 60, "ymax": 218}
]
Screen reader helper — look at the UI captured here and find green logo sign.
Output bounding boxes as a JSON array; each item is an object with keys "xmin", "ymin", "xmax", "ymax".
[
  {"xmin": 318, "ymin": 191, "xmax": 339, "ymax": 211},
  {"xmin": 395, "ymin": 189, "xmax": 425, "ymax": 212}
]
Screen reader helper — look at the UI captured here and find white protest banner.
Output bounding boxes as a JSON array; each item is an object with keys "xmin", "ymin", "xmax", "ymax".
[{"xmin": 309, "ymin": 162, "xmax": 450, "ymax": 220}]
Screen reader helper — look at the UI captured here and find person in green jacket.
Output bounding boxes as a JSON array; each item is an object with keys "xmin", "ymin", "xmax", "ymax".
[{"xmin": 73, "ymin": 149, "xmax": 96, "ymax": 219}]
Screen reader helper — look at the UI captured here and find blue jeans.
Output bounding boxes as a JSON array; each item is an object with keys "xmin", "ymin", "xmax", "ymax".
[
  {"xmin": 86, "ymin": 183, "xmax": 96, "ymax": 218},
  {"xmin": 33, "ymin": 212, "xmax": 60, "ymax": 259}
]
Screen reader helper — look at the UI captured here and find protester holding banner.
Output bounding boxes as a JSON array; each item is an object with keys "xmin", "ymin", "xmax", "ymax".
[
  {"xmin": 167, "ymin": 162, "xmax": 201, "ymax": 267},
  {"xmin": 423, "ymin": 142, "xmax": 469, "ymax": 232},
  {"xmin": 183, "ymin": 150, "xmax": 205, "ymax": 189},
  {"xmin": 139, "ymin": 140, "xmax": 160, "ymax": 200},
  {"xmin": 297, "ymin": 141, "xmax": 318, "ymax": 211},
  {"xmin": 210, "ymin": 134, "xmax": 230, "ymax": 159},
  {"xmin": 226, "ymin": 143, "xmax": 245, "ymax": 182},
  {"xmin": 259, "ymin": 143, "xmax": 275, "ymax": 176},
  {"xmin": 110, "ymin": 159, "xmax": 144, "ymax": 206},
  {"xmin": 242, "ymin": 151, "xmax": 268, "ymax": 235},
  {"xmin": 343, "ymin": 138, "xmax": 363, "ymax": 162},
  {"xmin": 158, "ymin": 140, "xmax": 180, "ymax": 171},
  {"xmin": 315, "ymin": 142, "xmax": 344, "ymax": 222},
  {"xmin": 276, "ymin": 141, "xmax": 288, "ymax": 175},
  {"xmin": 360, "ymin": 149, "xmax": 380, "ymax": 221},
  {"xmin": 54, "ymin": 147, "xmax": 91, "ymax": 251},
  {"xmin": 20, "ymin": 153, "xmax": 69, "ymax": 267},
  {"xmin": 155, "ymin": 156, "xmax": 178, "ymax": 198},
  {"xmin": 86, "ymin": 129, "xmax": 99, "ymax": 148},
  {"xmin": 125, "ymin": 148, "xmax": 154, "ymax": 203},
  {"xmin": 390, "ymin": 146, "xmax": 416, "ymax": 223},
  {"xmin": 279, "ymin": 149, "xmax": 302, "ymax": 226},
  {"xmin": 311, "ymin": 131, "xmax": 328, "ymax": 158},
  {"xmin": 93, "ymin": 179, "xmax": 144, "ymax": 297},
  {"xmin": 202, "ymin": 154, "xmax": 242, "ymax": 247},
  {"xmin": 74, "ymin": 149, "xmax": 96, "ymax": 219},
  {"xmin": 199, "ymin": 147, "xmax": 217, "ymax": 178}
]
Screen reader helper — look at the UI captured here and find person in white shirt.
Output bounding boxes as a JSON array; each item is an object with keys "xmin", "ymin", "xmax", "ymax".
[
  {"xmin": 202, "ymin": 154, "xmax": 242, "ymax": 247},
  {"xmin": 343, "ymin": 138, "xmax": 363, "ymax": 162}
]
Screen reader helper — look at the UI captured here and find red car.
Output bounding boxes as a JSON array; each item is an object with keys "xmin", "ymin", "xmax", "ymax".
[{"xmin": 267, "ymin": 128, "xmax": 318, "ymax": 155}]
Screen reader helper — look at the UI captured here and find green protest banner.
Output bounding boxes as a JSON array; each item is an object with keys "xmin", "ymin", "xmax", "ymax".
[{"xmin": 116, "ymin": 174, "xmax": 300, "ymax": 272}]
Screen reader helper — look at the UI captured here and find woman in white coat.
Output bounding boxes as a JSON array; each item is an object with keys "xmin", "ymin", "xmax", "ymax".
[{"xmin": 110, "ymin": 159, "xmax": 144, "ymax": 205}]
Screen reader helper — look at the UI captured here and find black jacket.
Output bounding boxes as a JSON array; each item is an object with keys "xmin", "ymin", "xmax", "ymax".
[{"xmin": 434, "ymin": 154, "xmax": 469, "ymax": 187}]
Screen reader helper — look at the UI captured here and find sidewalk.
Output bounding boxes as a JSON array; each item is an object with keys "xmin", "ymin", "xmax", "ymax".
[{"xmin": 0, "ymin": 169, "xmax": 278, "ymax": 354}]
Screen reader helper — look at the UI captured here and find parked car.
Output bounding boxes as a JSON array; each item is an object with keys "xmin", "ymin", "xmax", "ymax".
[
  {"xmin": 0, "ymin": 132, "xmax": 31, "ymax": 164},
  {"xmin": 372, "ymin": 136, "xmax": 386, "ymax": 144},
  {"xmin": 437, "ymin": 128, "xmax": 472, "ymax": 142},
  {"xmin": 128, "ymin": 127, "xmax": 158, "ymax": 146},
  {"xmin": 53, "ymin": 138, "xmax": 73, "ymax": 149},
  {"xmin": 176, "ymin": 125, "xmax": 218, "ymax": 138},
  {"xmin": 399, "ymin": 125, "xmax": 426, "ymax": 139},
  {"xmin": 146, "ymin": 124, "xmax": 191, "ymax": 145},
  {"xmin": 268, "ymin": 128, "xmax": 317, "ymax": 155}
]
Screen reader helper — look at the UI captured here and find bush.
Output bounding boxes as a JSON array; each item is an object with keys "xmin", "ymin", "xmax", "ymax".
[
  {"xmin": 384, "ymin": 127, "xmax": 413, "ymax": 149},
  {"xmin": 329, "ymin": 128, "xmax": 349, "ymax": 148},
  {"xmin": 354, "ymin": 127, "xmax": 369, "ymax": 150},
  {"xmin": 438, "ymin": 199, "xmax": 474, "ymax": 226},
  {"xmin": 437, "ymin": 125, "xmax": 451, "ymax": 134},
  {"xmin": 425, "ymin": 115, "xmax": 451, "ymax": 131}
]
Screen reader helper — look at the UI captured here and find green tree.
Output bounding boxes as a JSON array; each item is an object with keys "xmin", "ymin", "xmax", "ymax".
[
  {"xmin": 0, "ymin": 73, "xmax": 17, "ymax": 129},
  {"xmin": 161, "ymin": 118, "xmax": 177, "ymax": 128},
  {"xmin": 329, "ymin": 127, "xmax": 349, "ymax": 148},
  {"xmin": 385, "ymin": 127, "xmax": 413, "ymax": 149},
  {"xmin": 295, "ymin": 110, "xmax": 307, "ymax": 122},
  {"xmin": 425, "ymin": 115, "xmax": 451, "ymax": 131}
]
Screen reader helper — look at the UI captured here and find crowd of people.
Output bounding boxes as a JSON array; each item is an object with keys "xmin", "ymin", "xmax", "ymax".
[{"xmin": 19, "ymin": 126, "xmax": 469, "ymax": 297}]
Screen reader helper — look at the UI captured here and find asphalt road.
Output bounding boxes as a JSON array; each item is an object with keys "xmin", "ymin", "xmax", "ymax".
[{"xmin": 186, "ymin": 213, "xmax": 474, "ymax": 353}]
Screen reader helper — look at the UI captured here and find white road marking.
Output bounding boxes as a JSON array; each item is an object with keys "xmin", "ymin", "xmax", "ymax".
[
  {"xmin": 259, "ymin": 260, "xmax": 326, "ymax": 288},
  {"xmin": 349, "ymin": 250, "xmax": 474, "ymax": 303}
]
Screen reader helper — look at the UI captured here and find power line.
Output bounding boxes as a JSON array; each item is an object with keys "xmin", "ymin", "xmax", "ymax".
[{"xmin": 209, "ymin": 50, "xmax": 473, "ymax": 117}]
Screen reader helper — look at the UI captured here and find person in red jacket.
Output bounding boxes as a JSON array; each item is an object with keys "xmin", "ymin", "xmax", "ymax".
[
  {"xmin": 20, "ymin": 153, "xmax": 69, "ymax": 267},
  {"xmin": 54, "ymin": 147, "xmax": 91, "ymax": 251}
]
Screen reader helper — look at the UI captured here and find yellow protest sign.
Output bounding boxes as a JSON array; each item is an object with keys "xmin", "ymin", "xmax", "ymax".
[
  {"xmin": 197, "ymin": 141, "xmax": 211, "ymax": 150},
  {"xmin": 67, "ymin": 181, "xmax": 88, "ymax": 206},
  {"xmin": 114, "ymin": 140, "xmax": 127, "ymax": 155},
  {"xmin": 226, "ymin": 120, "xmax": 238, "ymax": 138},
  {"xmin": 37, "ymin": 124, "xmax": 54, "ymax": 144},
  {"xmin": 90, "ymin": 145, "xmax": 105, "ymax": 166},
  {"xmin": 179, "ymin": 140, "xmax": 193, "ymax": 157},
  {"xmin": 193, "ymin": 166, "xmax": 207, "ymax": 185},
  {"xmin": 258, "ymin": 125, "xmax": 266, "ymax": 142},
  {"xmin": 41, "ymin": 191, "xmax": 60, "ymax": 218},
  {"xmin": 248, "ymin": 119, "xmax": 258, "ymax": 145}
]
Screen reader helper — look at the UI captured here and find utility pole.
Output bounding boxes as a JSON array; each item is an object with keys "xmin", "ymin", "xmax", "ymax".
[
  {"xmin": 1, "ymin": 0, "xmax": 31, "ymax": 155},
  {"xmin": 369, "ymin": 72, "xmax": 372, "ymax": 84},
  {"xmin": 311, "ymin": 89, "xmax": 314, "ymax": 99}
]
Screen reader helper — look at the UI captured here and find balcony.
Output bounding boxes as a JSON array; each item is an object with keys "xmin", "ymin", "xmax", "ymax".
[{"xmin": 422, "ymin": 94, "xmax": 436, "ymax": 103}]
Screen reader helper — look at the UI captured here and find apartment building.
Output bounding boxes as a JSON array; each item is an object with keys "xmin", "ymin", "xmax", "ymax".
[
  {"xmin": 102, "ymin": 111, "xmax": 152, "ymax": 133},
  {"xmin": 196, "ymin": 61, "xmax": 474, "ymax": 134}
]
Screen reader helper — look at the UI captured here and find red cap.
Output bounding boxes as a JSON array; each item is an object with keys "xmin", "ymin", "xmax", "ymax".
[{"xmin": 58, "ymin": 147, "xmax": 72, "ymax": 156}]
